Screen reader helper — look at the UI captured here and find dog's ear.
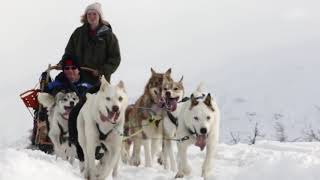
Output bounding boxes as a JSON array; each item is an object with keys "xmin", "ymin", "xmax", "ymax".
[
  {"xmin": 196, "ymin": 82, "xmax": 204, "ymax": 92},
  {"xmin": 189, "ymin": 94, "xmax": 199, "ymax": 110},
  {"xmin": 55, "ymin": 92, "xmax": 65, "ymax": 100},
  {"xmin": 179, "ymin": 76, "xmax": 184, "ymax": 84},
  {"xmin": 117, "ymin": 80, "xmax": 126, "ymax": 90},
  {"xmin": 204, "ymin": 93, "xmax": 215, "ymax": 112},
  {"xmin": 165, "ymin": 68, "xmax": 172, "ymax": 77},
  {"xmin": 100, "ymin": 75, "xmax": 110, "ymax": 92},
  {"xmin": 38, "ymin": 92, "xmax": 55, "ymax": 108},
  {"xmin": 151, "ymin": 68, "xmax": 156, "ymax": 75}
]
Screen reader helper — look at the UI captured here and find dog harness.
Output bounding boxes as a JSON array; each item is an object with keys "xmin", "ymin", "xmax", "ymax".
[
  {"xmin": 96, "ymin": 123, "xmax": 113, "ymax": 141},
  {"xmin": 166, "ymin": 111, "xmax": 178, "ymax": 127},
  {"xmin": 58, "ymin": 123, "xmax": 68, "ymax": 144}
]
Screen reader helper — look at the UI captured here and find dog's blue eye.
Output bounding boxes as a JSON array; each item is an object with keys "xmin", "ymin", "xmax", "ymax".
[
  {"xmin": 106, "ymin": 97, "xmax": 111, "ymax": 101},
  {"xmin": 119, "ymin": 96, "xmax": 123, "ymax": 102},
  {"xmin": 194, "ymin": 117, "xmax": 199, "ymax": 121}
]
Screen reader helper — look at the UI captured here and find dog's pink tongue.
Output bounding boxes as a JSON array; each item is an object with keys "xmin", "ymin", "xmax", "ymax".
[
  {"xmin": 171, "ymin": 102, "xmax": 177, "ymax": 111},
  {"xmin": 100, "ymin": 113, "xmax": 108, "ymax": 122},
  {"xmin": 62, "ymin": 112, "xmax": 69, "ymax": 121},
  {"xmin": 195, "ymin": 135, "xmax": 207, "ymax": 151}
]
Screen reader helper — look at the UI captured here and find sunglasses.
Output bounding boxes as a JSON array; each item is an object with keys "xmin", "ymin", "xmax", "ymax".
[{"xmin": 64, "ymin": 66, "xmax": 77, "ymax": 70}]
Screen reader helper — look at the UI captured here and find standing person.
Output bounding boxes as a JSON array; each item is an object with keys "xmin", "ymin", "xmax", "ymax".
[{"xmin": 60, "ymin": 2, "xmax": 121, "ymax": 85}]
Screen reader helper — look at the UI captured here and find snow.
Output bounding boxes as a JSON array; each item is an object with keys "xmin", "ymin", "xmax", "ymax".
[
  {"xmin": 1, "ymin": 0, "xmax": 320, "ymax": 144},
  {"xmin": 1, "ymin": 0, "xmax": 320, "ymax": 179},
  {"xmin": 1, "ymin": 138, "xmax": 320, "ymax": 180}
]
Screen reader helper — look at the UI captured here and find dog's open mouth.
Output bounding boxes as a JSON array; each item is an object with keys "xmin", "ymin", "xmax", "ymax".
[
  {"xmin": 159, "ymin": 96, "xmax": 179, "ymax": 112},
  {"xmin": 163, "ymin": 96, "xmax": 179, "ymax": 112},
  {"xmin": 195, "ymin": 134, "xmax": 208, "ymax": 151},
  {"xmin": 61, "ymin": 106, "xmax": 73, "ymax": 120},
  {"xmin": 100, "ymin": 109, "xmax": 120, "ymax": 124}
]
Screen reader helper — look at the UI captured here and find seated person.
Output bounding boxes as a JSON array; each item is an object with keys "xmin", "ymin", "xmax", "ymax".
[
  {"xmin": 31, "ymin": 55, "xmax": 94, "ymax": 150},
  {"xmin": 46, "ymin": 55, "xmax": 93, "ymax": 99}
]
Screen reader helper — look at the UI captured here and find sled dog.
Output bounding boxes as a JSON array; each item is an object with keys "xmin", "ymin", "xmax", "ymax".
[
  {"xmin": 38, "ymin": 91, "xmax": 79, "ymax": 163},
  {"xmin": 175, "ymin": 84, "xmax": 220, "ymax": 180},
  {"xmin": 77, "ymin": 76, "xmax": 128, "ymax": 180},
  {"xmin": 123, "ymin": 68, "xmax": 173, "ymax": 167},
  {"xmin": 162, "ymin": 76, "xmax": 184, "ymax": 171}
]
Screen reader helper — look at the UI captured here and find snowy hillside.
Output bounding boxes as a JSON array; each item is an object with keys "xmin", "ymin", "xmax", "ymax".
[{"xmin": 1, "ymin": 138, "xmax": 320, "ymax": 180}]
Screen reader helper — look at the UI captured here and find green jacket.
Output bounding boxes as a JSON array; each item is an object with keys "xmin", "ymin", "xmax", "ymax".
[{"xmin": 63, "ymin": 23, "xmax": 121, "ymax": 84}]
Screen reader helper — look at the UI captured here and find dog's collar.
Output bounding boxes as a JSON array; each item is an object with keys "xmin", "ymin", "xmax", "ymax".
[
  {"xmin": 166, "ymin": 111, "xmax": 178, "ymax": 128},
  {"xmin": 96, "ymin": 123, "xmax": 113, "ymax": 141},
  {"xmin": 58, "ymin": 123, "xmax": 68, "ymax": 144}
]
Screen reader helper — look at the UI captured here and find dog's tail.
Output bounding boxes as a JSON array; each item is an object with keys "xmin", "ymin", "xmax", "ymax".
[
  {"xmin": 196, "ymin": 82, "xmax": 205, "ymax": 92},
  {"xmin": 191, "ymin": 82, "xmax": 205, "ymax": 98}
]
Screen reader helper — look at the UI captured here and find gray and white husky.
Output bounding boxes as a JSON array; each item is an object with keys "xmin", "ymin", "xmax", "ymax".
[{"xmin": 38, "ymin": 91, "xmax": 79, "ymax": 163}]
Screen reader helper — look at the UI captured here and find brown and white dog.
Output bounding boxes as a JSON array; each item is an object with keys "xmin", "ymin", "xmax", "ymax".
[
  {"xmin": 123, "ymin": 68, "xmax": 173, "ymax": 167},
  {"xmin": 161, "ymin": 76, "xmax": 185, "ymax": 171}
]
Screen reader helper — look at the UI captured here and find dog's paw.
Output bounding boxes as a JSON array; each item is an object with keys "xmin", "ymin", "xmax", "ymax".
[
  {"xmin": 174, "ymin": 172, "xmax": 184, "ymax": 179},
  {"xmin": 157, "ymin": 156, "xmax": 163, "ymax": 165},
  {"xmin": 130, "ymin": 156, "xmax": 141, "ymax": 166}
]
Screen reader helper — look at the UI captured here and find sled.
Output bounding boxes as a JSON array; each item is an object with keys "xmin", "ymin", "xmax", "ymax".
[
  {"xmin": 20, "ymin": 64, "xmax": 98, "ymax": 153},
  {"xmin": 20, "ymin": 64, "xmax": 56, "ymax": 153}
]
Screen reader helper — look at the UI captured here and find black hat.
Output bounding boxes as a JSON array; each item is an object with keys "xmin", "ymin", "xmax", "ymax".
[{"xmin": 61, "ymin": 54, "xmax": 80, "ymax": 69}]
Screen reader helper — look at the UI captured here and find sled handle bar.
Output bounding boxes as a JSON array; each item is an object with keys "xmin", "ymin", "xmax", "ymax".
[{"xmin": 49, "ymin": 65, "xmax": 99, "ymax": 76}]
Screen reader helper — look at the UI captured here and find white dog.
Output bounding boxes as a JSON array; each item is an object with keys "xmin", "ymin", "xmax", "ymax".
[
  {"xmin": 175, "ymin": 85, "xmax": 220, "ymax": 180},
  {"xmin": 77, "ymin": 76, "xmax": 128, "ymax": 180},
  {"xmin": 38, "ymin": 91, "xmax": 79, "ymax": 163}
]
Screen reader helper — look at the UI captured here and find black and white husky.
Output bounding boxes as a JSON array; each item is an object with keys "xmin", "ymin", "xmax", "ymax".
[{"xmin": 38, "ymin": 91, "xmax": 79, "ymax": 163}]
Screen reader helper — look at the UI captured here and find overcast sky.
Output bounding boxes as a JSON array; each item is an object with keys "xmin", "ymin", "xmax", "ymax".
[{"xmin": 0, "ymin": 0, "xmax": 319, "ymax": 145}]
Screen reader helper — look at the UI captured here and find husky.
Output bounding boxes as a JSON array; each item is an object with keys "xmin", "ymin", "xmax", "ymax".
[
  {"xmin": 123, "ymin": 68, "xmax": 172, "ymax": 167},
  {"xmin": 161, "ymin": 76, "xmax": 184, "ymax": 171},
  {"xmin": 37, "ymin": 91, "xmax": 79, "ymax": 163},
  {"xmin": 77, "ymin": 76, "xmax": 128, "ymax": 180},
  {"xmin": 175, "ymin": 85, "xmax": 220, "ymax": 180}
]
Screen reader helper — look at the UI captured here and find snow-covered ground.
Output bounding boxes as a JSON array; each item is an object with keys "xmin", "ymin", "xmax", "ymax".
[
  {"xmin": 1, "ymin": 0, "xmax": 320, "ymax": 179},
  {"xmin": 1, "ymin": 138, "xmax": 320, "ymax": 180}
]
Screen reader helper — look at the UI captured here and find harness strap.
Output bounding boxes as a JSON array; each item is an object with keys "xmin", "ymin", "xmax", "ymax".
[
  {"xmin": 166, "ymin": 111, "xmax": 178, "ymax": 127},
  {"xmin": 95, "ymin": 142, "xmax": 107, "ymax": 160},
  {"xmin": 58, "ymin": 122, "xmax": 68, "ymax": 144},
  {"xmin": 178, "ymin": 94, "xmax": 206, "ymax": 103},
  {"xmin": 96, "ymin": 123, "xmax": 113, "ymax": 141}
]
